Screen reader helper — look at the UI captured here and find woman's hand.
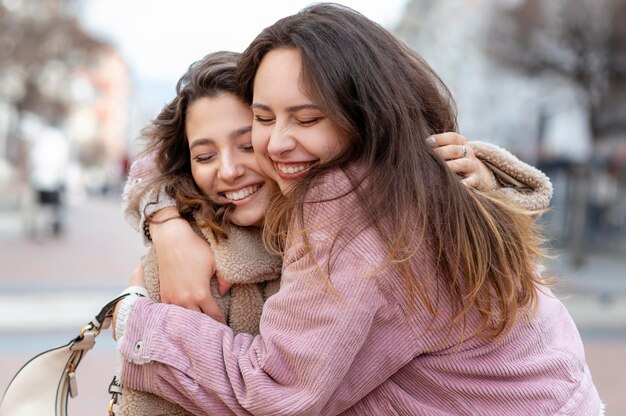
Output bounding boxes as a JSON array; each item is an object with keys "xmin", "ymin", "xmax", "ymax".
[
  {"xmin": 428, "ymin": 132, "xmax": 499, "ymax": 192},
  {"xmin": 215, "ymin": 270, "xmax": 233, "ymax": 296},
  {"xmin": 150, "ymin": 207, "xmax": 226, "ymax": 323},
  {"xmin": 129, "ymin": 260, "xmax": 146, "ymax": 287}
]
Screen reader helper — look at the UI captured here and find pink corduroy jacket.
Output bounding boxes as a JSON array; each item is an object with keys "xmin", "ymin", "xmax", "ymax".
[{"xmin": 118, "ymin": 168, "xmax": 602, "ymax": 416}]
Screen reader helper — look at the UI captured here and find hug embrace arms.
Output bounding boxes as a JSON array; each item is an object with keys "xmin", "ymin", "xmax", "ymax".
[{"xmin": 115, "ymin": 4, "xmax": 601, "ymax": 416}]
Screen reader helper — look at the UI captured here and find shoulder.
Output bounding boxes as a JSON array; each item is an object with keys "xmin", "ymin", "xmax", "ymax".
[
  {"xmin": 291, "ymin": 167, "xmax": 388, "ymax": 267},
  {"xmin": 299, "ymin": 166, "xmax": 367, "ymax": 235}
]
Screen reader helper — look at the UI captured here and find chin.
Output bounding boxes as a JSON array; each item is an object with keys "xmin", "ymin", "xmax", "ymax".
[
  {"xmin": 230, "ymin": 211, "xmax": 264, "ymax": 228},
  {"xmin": 277, "ymin": 181, "xmax": 294, "ymax": 195}
]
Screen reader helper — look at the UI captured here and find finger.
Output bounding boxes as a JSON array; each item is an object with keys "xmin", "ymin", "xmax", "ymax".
[
  {"xmin": 428, "ymin": 132, "xmax": 468, "ymax": 147},
  {"xmin": 215, "ymin": 271, "xmax": 233, "ymax": 296},
  {"xmin": 446, "ymin": 158, "xmax": 475, "ymax": 174},
  {"xmin": 461, "ymin": 175, "xmax": 480, "ymax": 189},
  {"xmin": 181, "ymin": 303, "xmax": 203, "ymax": 313},
  {"xmin": 132, "ymin": 260, "xmax": 144, "ymax": 276},
  {"xmin": 160, "ymin": 292, "xmax": 204, "ymax": 312},
  {"xmin": 200, "ymin": 297, "xmax": 227, "ymax": 324},
  {"xmin": 129, "ymin": 263, "xmax": 146, "ymax": 287},
  {"xmin": 434, "ymin": 144, "xmax": 472, "ymax": 161}
]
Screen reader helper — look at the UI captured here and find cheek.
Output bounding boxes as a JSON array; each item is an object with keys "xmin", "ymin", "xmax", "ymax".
[
  {"xmin": 190, "ymin": 164, "xmax": 216, "ymax": 195},
  {"xmin": 326, "ymin": 129, "xmax": 348, "ymax": 157},
  {"xmin": 307, "ymin": 124, "xmax": 347, "ymax": 161},
  {"xmin": 190, "ymin": 164, "xmax": 200, "ymax": 185},
  {"xmin": 250, "ymin": 137, "xmax": 278, "ymax": 181},
  {"xmin": 256, "ymin": 156, "xmax": 277, "ymax": 183},
  {"xmin": 251, "ymin": 126, "xmax": 268, "ymax": 154}
]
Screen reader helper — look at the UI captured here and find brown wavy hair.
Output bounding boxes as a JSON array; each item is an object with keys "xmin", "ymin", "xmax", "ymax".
[
  {"xmin": 136, "ymin": 51, "xmax": 242, "ymax": 238},
  {"xmin": 237, "ymin": 4, "xmax": 546, "ymax": 340}
]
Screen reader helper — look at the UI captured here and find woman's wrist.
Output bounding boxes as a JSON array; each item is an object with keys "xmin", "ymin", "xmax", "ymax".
[
  {"xmin": 489, "ymin": 168, "xmax": 501, "ymax": 191},
  {"xmin": 113, "ymin": 287, "xmax": 148, "ymax": 340},
  {"xmin": 478, "ymin": 161, "xmax": 501, "ymax": 192},
  {"xmin": 145, "ymin": 207, "xmax": 185, "ymax": 242}
]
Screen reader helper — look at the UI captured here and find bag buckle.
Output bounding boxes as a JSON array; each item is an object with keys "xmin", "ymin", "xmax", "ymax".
[{"xmin": 107, "ymin": 376, "xmax": 122, "ymax": 416}]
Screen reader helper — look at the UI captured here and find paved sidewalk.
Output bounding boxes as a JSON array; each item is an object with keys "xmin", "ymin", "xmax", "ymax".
[
  {"xmin": 0, "ymin": 195, "xmax": 143, "ymax": 414},
  {"xmin": 546, "ymin": 252, "xmax": 626, "ymax": 335}
]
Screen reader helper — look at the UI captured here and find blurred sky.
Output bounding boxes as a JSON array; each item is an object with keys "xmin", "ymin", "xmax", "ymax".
[{"xmin": 79, "ymin": 0, "xmax": 410, "ymax": 112}]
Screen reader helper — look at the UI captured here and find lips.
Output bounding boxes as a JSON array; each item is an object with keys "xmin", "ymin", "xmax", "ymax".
[
  {"xmin": 274, "ymin": 161, "xmax": 317, "ymax": 179},
  {"xmin": 220, "ymin": 184, "xmax": 262, "ymax": 202}
]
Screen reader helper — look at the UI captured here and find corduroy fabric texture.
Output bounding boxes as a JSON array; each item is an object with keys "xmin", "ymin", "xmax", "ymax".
[{"xmin": 117, "ymin": 168, "xmax": 601, "ymax": 415}]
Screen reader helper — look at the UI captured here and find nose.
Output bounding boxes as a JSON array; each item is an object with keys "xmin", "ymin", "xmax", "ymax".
[
  {"xmin": 219, "ymin": 151, "xmax": 245, "ymax": 182},
  {"xmin": 267, "ymin": 121, "xmax": 296, "ymax": 157}
]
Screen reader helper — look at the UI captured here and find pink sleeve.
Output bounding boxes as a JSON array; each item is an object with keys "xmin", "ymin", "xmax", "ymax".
[{"xmin": 118, "ymin": 237, "xmax": 419, "ymax": 415}]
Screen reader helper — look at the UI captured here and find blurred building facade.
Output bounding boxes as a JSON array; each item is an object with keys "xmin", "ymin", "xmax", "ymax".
[
  {"xmin": 0, "ymin": 0, "xmax": 132, "ymax": 237},
  {"xmin": 395, "ymin": 0, "xmax": 626, "ymax": 260},
  {"xmin": 66, "ymin": 46, "xmax": 131, "ymax": 195}
]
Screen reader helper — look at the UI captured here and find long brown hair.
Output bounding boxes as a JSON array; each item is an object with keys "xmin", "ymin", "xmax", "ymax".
[
  {"xmin": 237, "ymin": 4, "xmax": 545, "ymax": 339},
  {"xmin": 136, "ymin": 51, "xmax": 242, "ymax": 237}
]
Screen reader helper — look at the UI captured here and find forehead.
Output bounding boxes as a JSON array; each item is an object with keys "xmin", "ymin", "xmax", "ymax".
[
  {"xmin": 253, "ymin": 48, "xmax": 308, "ymax": 103},
  {"xmin": 186, "ymin": 94, "xmax": 252, "ymax": 145},
  {"xmin": 188, "ymin": 93, "xmax": 248, "ymax": 117}
]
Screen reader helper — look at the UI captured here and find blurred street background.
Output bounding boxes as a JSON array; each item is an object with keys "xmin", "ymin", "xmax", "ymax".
[{"xmin": 1, "ymin": 0, "xmax": 625, "ymax": 414}]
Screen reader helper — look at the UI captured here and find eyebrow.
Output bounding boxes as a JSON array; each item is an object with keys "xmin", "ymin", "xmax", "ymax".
[
  {"xmin": 230, "ymin": 125, "xmax": 252, "ymax": 139},
  {"xmin": 250, "ymin": 103, "xmax": 321, "ymax": 113},
  {"xmin": 189, "ymin": 138, "xmax": 213, "ymax": 151},
  {"xmin": 188, "ymin": 126, "xmax": 252, "ymax": 151}
]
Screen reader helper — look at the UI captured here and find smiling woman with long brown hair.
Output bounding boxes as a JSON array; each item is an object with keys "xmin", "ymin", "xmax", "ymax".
[{"xmin": 114, "ymin": 4, "xmax": 601, "ymax": 415}]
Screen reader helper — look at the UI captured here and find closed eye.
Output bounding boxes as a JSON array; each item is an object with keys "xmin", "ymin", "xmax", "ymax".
[
  {"xmin": 240, "ymin": 143, "xmax": 254, "ymax": 152},
  {"xmin": 194, "ymin": 153, "xmax": 216, "ymax": 163},
  {"xmin": 253, "ymin": 115, "xmax": 274, "ymax": 124},
  {"xmin": 296, "ymin": 117, "xmax": 322, "ymax": 126}
]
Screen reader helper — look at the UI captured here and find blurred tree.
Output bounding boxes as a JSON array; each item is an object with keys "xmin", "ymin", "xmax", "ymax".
[
  {"xmin": 487, "ymin": 0, "xmax": 626, "ymax": 138},
  {"xmin": 487, "ymin": 0, "xmax": 626, "ymax": 265},
  {"xmin": 0, "ymin": 0, "xmax": 106, "ymax": 158}
]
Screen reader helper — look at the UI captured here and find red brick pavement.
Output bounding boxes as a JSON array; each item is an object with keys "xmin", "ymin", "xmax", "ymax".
[
  {"xmin": 0, "ymin": 195, "xmax": 145, "ymax": 286},
  {"xmin": 585, "ymin": 340, "xmax": 626, "ymax": 415}
]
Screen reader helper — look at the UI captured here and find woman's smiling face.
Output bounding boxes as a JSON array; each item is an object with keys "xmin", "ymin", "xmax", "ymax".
[
  {"xmin": 250, "ymin": 48, "xmax": 346, "ymax": 194},
  {"xmin": 187, "ymin": 93, "xmax": 274, "ymax": 227}
]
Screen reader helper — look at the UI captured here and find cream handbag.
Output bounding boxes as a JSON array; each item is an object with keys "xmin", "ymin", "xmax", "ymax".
[{"xmin": 0, "ymin": 292, "xmax": 133, "ymax": 416}]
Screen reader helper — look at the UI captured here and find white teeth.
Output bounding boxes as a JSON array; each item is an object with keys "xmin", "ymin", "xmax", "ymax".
[
  {"xmin": 278, "ymin": 164, "xmax": 308, "ymax": 174},
  {"xmin": 224, "ymin": 185, "xmax": 260, "ymax": 201}
]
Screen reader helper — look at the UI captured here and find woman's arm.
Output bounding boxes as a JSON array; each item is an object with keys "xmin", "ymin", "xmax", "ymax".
[
  {"xmin": 149, "ymin": 208, "xmax": 225, "ymax": 322},
  {"xmin": 429, "ymin": 133, "xmax": 553, "ymax": 211},
  {"xmin": 115, "ymin": 237, "xmax": 414, "ymax": 416},
  {"xmin": 121, "ymin": 154, "xmax": 224, "ymax": 320},
  {"xmin": 469, "ymin": 140, "xmax": 553, "ymax": 211}
]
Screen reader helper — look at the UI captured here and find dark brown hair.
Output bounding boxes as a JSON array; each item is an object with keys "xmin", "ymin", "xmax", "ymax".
[
  {"xmin": 237, "ymin": 3, "xmax": 545, "ymax": 340},
  {"xmin": 136, "ymin": 51, "xmax": 243, "ymax": 237}
]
